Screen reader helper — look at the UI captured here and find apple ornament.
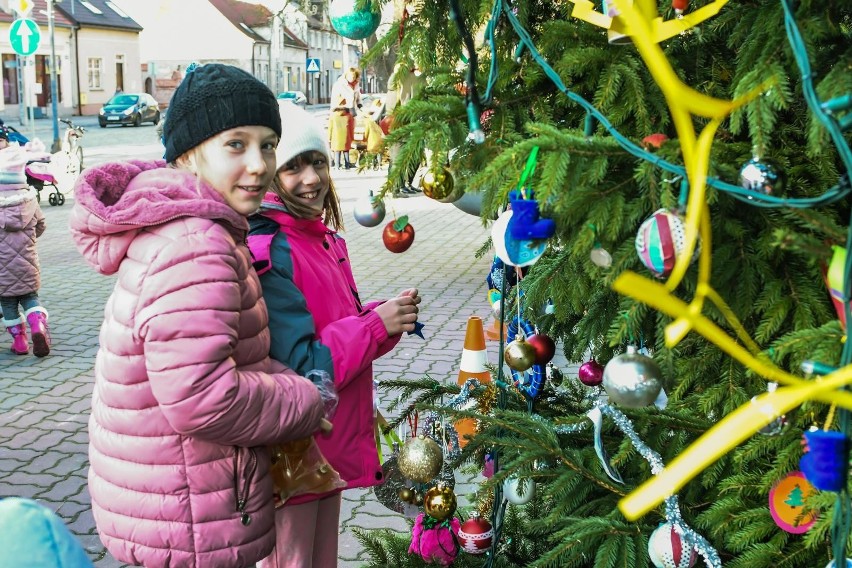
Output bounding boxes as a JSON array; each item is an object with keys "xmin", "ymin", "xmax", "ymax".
[{"xmin": 382, "ymin": 215, "xmax": 415, "ymax": 253}]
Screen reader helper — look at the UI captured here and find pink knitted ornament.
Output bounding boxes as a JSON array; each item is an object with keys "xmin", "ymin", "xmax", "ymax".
[{"xmin": 409, "ymin": 512, "xmax": 461, "ymax": 566}]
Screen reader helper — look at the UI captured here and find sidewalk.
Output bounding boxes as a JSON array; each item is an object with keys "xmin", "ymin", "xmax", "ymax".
[{"xmin": 0, "ymin": 165, "xmax": 503, "ymax": 566}]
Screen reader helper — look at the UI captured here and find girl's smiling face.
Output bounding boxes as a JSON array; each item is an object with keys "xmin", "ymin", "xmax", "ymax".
[
  {"xmin": 275, "ymin": 151, "xmax": 330, "ymax": 217},
  {"xmin": 190, "ymin": 126, "xmax": 279, "ymax": 216}
]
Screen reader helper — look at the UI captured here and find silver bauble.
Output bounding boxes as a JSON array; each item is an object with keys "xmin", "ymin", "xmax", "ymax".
[
  {"xmin": 503, "ymin": 476, "xmax": 535, "ymax": 505},
  {"xmin": 739, "ymin": 158, "xmax": 786, "ymax": 195},
  {"xmin": 353, "ymin": 191, "xmax": 386, "ymax": 227},
  {"xmin": 397, "ymin": 435, "xmax": 443, "ymax": 483},
  {"xmin": 602, "ymin": 346, "xmax": 664, "ymax": 408},
  {"xmin": 452, "ymin": 191, "xmax": 483, "ymax": 217}
]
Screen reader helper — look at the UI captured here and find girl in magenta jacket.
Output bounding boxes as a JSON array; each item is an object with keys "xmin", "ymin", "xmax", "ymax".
[
  {"xmin": 248, "ymin": 103, "xmax": 421, "ymax": 567},
  {"xmin": 70, "ymin": 64, "xmax": 326, "ymax": 568}
]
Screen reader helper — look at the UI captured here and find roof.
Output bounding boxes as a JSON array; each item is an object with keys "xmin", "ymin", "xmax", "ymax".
[
  {"xmin": 54, "ymin": 0, "xmax": 142, "ymax": 31},
  {"xmin": 0, "ymin": 0, "xmax": 74, "ymax": 28},
  {"xmin": 282, "ymin": 26, "xmax": 307, "ymax": 49},
  {"xmin": 209, "ymin": 0, "xmax": 271, "ymax": 43}
]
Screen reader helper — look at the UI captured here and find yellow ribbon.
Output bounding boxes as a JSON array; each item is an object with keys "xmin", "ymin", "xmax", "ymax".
[{"xmin": 568, "ymin": 0, "xmax": 730, "ymax": 44}]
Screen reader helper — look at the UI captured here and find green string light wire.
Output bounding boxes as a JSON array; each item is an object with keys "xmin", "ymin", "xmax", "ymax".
[{"xmin": 475, "ymin": 0, "xmax": 850, "ymax": 209}]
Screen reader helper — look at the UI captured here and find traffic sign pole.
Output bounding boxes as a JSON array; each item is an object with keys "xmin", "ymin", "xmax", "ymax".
[{"xmin": 48, "ymin": 0, "xmax": 60, "ymax": 152}]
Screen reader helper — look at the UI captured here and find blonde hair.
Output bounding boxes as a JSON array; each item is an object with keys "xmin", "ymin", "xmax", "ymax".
[{"xmin": 271, "ymin": 155, "xmax": 344, "ymax": 231}]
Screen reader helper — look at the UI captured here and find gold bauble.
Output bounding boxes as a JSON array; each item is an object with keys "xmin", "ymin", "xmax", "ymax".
[
  {"xmin": 421, "ymin": 167, "xmax": 457, "ymax": 202},
  {"xmin": 397, "ymin": 435, "xmax": 443, "ymax": 483},
  {"xmin": 504, "ymin": 337, "xmax": 536, "ymax": 372},
  {"xmin": 398, "ymin": 487, "xmax": 415, "ymax": 503},
  {"xmin": 423, "ymin": 484, "xmax": 457, "ymax": 521}
]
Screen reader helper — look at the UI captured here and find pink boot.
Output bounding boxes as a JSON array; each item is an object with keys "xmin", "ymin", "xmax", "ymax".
[
  {"xmin": 25, "ymin": 307, "xmax": 49, "ymax": 357},
  {"xmin": 5, "ymin": 319, "xmax": 28, "ymax": 355}
]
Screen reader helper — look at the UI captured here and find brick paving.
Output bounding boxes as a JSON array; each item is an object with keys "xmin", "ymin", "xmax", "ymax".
[{"xmin": 0, "ymin": 162, "xmax": 513, "ymax": 566}]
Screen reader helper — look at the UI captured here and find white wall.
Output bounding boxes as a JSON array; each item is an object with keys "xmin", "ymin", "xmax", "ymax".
[{"xmin": 120, "ymin": 0, "xmax": 253, "ymax": 62}]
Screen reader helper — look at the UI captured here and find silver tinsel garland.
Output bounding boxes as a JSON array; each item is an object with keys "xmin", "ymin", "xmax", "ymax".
[{"xmin": 600, "ymin": 404, "xmax": 722, "ymax": 568}]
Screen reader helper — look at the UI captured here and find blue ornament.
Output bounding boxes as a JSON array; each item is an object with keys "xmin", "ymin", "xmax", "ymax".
[
  {"xmin": 407, "ymin": 321, "xmax": 426, "ymax": 340},
  {"xmin": 330, "ymin": 0, "xmax": 381, "ymax": 40},
  {"xmin": 491, "ymin": 210, "xmax": 547, "ymax": 267},
  {"xmin": 800, "ymin": 429, "xmax": 849, "ymax": 492}
]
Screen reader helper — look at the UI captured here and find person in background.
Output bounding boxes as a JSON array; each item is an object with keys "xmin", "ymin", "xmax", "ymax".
[
  {"xmin": 0, "ymin": 497, "xmax": 94, "ymax": 567},
  {"xmin": 69, "ymin": 63, "xmax": 327, "ymax": 568},
  {"xmin": 248, "ymin": 103, "xmax": 420, "ymax": 567},
  {"xmin": 0, "ymin": 144, "xmax": 49, "ymax": 356},
  {"xmin": 328, "ymin": 101, "xmax": 354, "ymax": 170}
]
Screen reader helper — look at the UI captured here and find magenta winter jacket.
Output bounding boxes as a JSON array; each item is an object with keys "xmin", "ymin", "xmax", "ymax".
[
  {"xmin": 0, "ymin": 186, "xmax": 44, "ymax": 298},
  {"xmin": 248, "ymin": 196, "xmax": 401, "ymax": 503},
  {"xmin": 69, "ymin": 160, "xmax": 325, "ymax": 568}
]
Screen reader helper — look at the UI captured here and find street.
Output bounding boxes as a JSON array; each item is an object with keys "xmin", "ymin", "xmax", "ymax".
[{"xmin": 0, "ymin": 109, "xmax": 505, "ymax": 566}]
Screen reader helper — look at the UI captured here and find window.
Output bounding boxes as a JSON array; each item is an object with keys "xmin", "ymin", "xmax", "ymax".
[
  {"xmin": 105, "ymin": 1, "xmax": 129, "ymax": 17},
  {"xmin": 2, "ymin": 55, "xmax": 18, "ymax": 105},
  {"xmin": 88, "ymin": 57, "xmax": 102, "ymax": 89},
  {"xmin": 79, "ymin": 1, "xmax": 103, "ymax": 14}
]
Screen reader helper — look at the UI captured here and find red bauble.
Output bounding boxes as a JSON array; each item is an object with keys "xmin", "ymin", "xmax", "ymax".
[
  {"xmin": 578, "ymin": 360, "xmax": 604, "ymax": 386},
  {"xmin": 671, "ymin": 0, "xmax": 688, "ymax": 13},
  {"xmin": 382, "ymin": 216, "xmax": 415, "ymax": 253},
  {"xmin": 526, "ymin": 333, "xmax": 556, "ymax": 365},
  {"xmin": 457, "ymin": 515, "xmax": 494, "ymax": 555},
  {"xmin": 642, "ymin": 133, "xmax": 669, "ymax": 149}
]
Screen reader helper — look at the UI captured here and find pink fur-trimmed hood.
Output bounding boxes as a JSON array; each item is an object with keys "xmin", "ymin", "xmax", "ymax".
[{"xmin": 70, "ymin": 160, "xmax": 249, "ymax": 275}]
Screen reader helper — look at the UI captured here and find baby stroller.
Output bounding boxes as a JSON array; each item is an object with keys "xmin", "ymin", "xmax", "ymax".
[
  {"xmin": 25, "ymin": 159, "xmax": 63, "ymax": 206},
  {"xmin": 0, "ymin": 122, "xmax": 67, "ymax": 206}
]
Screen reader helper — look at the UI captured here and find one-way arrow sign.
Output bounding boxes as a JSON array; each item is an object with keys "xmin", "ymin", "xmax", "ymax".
[{"xmin": 9, "ymin": 18, "xmax": 40, "ymax": 57}]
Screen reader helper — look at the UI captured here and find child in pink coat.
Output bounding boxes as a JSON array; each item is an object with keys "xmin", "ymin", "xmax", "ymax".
[
  {"xmin": 249, "ymin": 103, "xmax": 421, "ymax": 567},
  {"xmin": 0, "ymin": 144, "xmax": 49, "ymax": 356},
  {"xmin": 70, "ymin": 63, "xmax": 327, "ymax": 568}
]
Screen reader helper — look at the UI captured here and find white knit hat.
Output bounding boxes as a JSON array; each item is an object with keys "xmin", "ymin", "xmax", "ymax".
[
  {"xmin": 0, "ymin": 146, "xmax": 29, "ymax": 190},
  {"xmin": 276, "ymin": 101, "xmax": 330, "ymax": 168}
]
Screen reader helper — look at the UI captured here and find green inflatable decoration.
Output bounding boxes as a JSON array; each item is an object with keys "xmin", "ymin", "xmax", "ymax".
[{"xmin": 329, "ymin": 0, "xmax": 381, "ymax": 40}]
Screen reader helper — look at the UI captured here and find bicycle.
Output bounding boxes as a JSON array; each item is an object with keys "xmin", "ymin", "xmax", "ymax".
[{"xmin": 59, "ymin": 118, "xmax": 85, "ymax": 179}]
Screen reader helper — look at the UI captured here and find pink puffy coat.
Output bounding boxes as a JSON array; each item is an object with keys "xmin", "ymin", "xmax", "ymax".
[
  {"xmin": 70, "ymin": 160, "xmax": 325, "ymax": 568},
  {"xmin": 0, "ymin": 185, "xmax": 44, "ymax": 297}
]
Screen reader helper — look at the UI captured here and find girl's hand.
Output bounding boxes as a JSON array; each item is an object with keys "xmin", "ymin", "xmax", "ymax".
[{"xmin": 374, "ymin": 288, "xmax": 420, "ymax": 336}]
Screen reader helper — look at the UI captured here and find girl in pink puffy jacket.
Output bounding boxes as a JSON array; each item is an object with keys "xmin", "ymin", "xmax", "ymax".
[
  {"xmin": 70, "ymin": 63, "xmax": 327, "ymax": 568},
  {"xmin": 0, "ymin": 141, "xmax": 50, "ymax": 357}
]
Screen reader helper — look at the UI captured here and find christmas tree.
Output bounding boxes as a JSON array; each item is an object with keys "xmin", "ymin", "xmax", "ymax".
[{"xmin": 355, "ymin": 0, "xmax": 852, "ymax": 566}]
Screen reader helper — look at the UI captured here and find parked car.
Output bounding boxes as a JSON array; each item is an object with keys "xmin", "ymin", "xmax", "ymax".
[
  {"xmin": 277, "ymin": 91, "xmax": 307, "ymax": 108},
  {"xmin": 99, "ymin": 93, "xmax": 161, "ymax": 127}
]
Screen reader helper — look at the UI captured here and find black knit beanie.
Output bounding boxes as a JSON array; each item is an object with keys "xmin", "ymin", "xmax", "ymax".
[{"xmin": 163, "ymin": 63, "xmax": 282, "ymax": 163}]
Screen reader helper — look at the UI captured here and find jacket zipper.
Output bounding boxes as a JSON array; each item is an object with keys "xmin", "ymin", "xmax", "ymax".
[{"xmin": 233, "ymin": 446, "xmax": 258, "ymax": 526}]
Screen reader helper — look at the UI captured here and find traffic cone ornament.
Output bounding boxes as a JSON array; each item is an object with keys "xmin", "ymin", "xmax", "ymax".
[{"xmin": 455, "ymin": 316, "xmax": 491, "ymax": 448}]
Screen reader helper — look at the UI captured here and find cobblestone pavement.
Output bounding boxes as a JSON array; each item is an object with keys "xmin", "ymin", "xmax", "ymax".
[{"xmin": 0, "ymin": 160, "xmax": 513, "ymax": 566}]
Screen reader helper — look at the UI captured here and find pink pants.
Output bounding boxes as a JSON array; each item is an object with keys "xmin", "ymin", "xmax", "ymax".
[{"xmin": 258, "ymin": 493, "xmax": 342, "ymax": 568}]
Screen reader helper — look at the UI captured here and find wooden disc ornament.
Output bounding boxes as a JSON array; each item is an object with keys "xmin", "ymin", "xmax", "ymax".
[
  {"xmin": 329, "ymin": 0, "xmax": 380, "ymax": 40},
  {"xmin": 353, "ymin": 191, "xmax": 385, "ymax": 227},
  {"xmin": 635, "ymin": 208, "xmax": 699, "ymax": 279},
  {"xmin": 457, "ymin": 513, "xmax": 494, "ymax": 555},
  {"xmin": 769, "ymin": 471, "xmax": 817, "ymax": 534},
  {"xmin": 397, "ymin": 435, "xmax": 443, "ymax": 483},
  {"xmin": 602, "ymin": 346, "xmax": 664, "ymax": 408},
  {"xmin": 647, "ymin": 523, "xmax": 698, "ymax": 568}
]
